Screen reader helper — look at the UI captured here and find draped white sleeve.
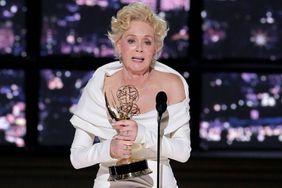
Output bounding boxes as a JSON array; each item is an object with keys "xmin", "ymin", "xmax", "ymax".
[
  {"xmin": 70, "ymin": 128, "xmax": 116, "ymax": 169},
  {"xmin": 134, "ymin": 98, "xmax": 191, "ymax": 163}
]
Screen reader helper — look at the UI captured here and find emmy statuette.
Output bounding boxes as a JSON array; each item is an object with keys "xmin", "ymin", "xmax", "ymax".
[{"xmin": 105, "ymin": 85, "xmax": 152, "ymax": 181}]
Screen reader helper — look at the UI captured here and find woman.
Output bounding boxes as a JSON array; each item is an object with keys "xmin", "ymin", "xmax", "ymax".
[{"xmin": 70, "ymin": 2, "xmax": 191, "ymax": 188}]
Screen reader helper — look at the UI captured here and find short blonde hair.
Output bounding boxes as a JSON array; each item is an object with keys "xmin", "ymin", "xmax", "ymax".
[{"xmin": 108, "ymin": 2, "xmax": 169, "ymax": 58}]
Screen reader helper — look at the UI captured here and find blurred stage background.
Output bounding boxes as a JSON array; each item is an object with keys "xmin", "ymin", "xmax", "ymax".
[{"xmin": 0, "ymin": 0, "xmax": 282, "ymax": 187}]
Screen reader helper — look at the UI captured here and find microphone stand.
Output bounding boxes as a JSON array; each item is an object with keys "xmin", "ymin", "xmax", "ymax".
[
  {"xmin": 155, "ymin": 91, "xmax": 167, "ymax": 188},
  {"xmin": 157, "ymin": 113, "xmax": 162, "ymax": 188}
]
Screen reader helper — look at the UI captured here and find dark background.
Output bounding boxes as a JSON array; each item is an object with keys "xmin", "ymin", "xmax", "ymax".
[{"xmin": 0, "ymin": 0, "xmax": 282, "ymax": 187}]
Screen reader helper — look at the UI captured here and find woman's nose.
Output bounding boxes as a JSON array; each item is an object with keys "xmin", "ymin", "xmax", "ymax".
[{"xmin": 136, "ymin": 43, "xmax": 143, "ymax": 52}]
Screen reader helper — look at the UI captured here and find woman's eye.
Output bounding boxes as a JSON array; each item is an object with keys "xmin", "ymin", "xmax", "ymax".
[
  {"xmin": 127, "ymin": 39, "xmax": 135, "ymax": 44},
  {"xmin": 145, "ymin": 41, "xmax": 152, "ymax": 45}
]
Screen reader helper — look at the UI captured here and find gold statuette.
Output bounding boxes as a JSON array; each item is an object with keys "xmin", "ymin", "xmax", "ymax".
[{"xmin": 105, "ymin": 85, "xmax": 152, "ymax": 181}]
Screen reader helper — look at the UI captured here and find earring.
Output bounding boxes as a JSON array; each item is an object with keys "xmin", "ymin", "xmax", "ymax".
[{"xmin": 119, "ymin": 56, "xmax": 123, "ymax": 64}]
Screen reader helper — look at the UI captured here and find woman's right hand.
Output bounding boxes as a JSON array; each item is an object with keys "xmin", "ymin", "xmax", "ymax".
[{"xmin": 110, "ymin": 135, "xmax": 133, "ymax": 159}]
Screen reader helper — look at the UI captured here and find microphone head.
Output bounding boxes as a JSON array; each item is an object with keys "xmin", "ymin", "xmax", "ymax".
[{"xmin": 156, "ymin": 91, "xmax": 167, "ymax": 115}]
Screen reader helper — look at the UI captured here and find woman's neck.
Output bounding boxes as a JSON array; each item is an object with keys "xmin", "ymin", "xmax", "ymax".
[{"xmin": 121, "ymin": 68, "xmax": 152, "ymax": 90}]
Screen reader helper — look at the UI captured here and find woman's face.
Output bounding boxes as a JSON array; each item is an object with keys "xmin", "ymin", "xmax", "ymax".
[{"xmin": 116, "ymin": 20, "xmax": 159, "ymax": 75}]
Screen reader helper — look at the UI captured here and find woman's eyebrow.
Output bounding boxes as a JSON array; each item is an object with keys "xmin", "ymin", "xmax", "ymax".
[{"xmin": 125, "ymin": 34, "xmax": 154, "ymax": 39}]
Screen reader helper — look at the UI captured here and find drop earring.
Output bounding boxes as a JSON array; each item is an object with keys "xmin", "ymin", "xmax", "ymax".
[{"xmin": 119, "ymin": 55, "xmax": 123, "ymax": 64}]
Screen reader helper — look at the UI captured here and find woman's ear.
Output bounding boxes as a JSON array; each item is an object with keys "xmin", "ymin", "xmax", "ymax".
[
  {"xmin": 154, "ymin": 41, "xmax": 163, "ymax": 58},
  {"xmin": 157, "ymin": 41, "xmax": 163, "ymax": 51},
  {"xmin": 115, "ymin": 39, "xmax": 121, "ymax": 55}
]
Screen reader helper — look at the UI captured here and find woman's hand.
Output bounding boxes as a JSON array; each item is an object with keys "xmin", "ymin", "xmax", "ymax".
[
  {"xmin": 110, "ymin": 136, "xmax": 133, "ymax": 159},
  {"xmin": 112, "ymin": 120, "xmax": 138, "ymax": 141}
]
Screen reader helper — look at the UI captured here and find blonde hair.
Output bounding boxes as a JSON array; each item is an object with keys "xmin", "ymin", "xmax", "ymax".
[{"xmin": 108, "ymin": 2, "xmax": 169, "ymax": 59}]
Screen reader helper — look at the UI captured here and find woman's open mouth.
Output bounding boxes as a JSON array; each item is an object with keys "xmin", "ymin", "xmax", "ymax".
[{"xmin": 131, "ymin": 57, "xmax": 145, "ymax": 62}]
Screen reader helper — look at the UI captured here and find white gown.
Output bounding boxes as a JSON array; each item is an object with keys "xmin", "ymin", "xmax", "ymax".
[{"xmin": 70, "ymin": 61, "xmax": 191, "ymax": 188}]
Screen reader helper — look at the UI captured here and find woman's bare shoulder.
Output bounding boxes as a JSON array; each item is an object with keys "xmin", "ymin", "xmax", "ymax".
[{"xmin": 153, "ymin": 70, "xmax": 186, "ymax": 105}]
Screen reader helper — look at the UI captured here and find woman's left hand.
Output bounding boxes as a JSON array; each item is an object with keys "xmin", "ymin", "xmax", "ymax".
[{"xmin": 112, "ymin": 120, "xmax": 138, "ymax": 141}]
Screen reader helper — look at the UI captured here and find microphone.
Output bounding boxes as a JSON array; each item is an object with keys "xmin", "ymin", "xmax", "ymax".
[
  {"xmin": 155, "ymin": 91, "xmax": 167, "ymax": 188},
  {"xmin": 155, "ymin": 91, "xmax": 167, "ymax": 118}
]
